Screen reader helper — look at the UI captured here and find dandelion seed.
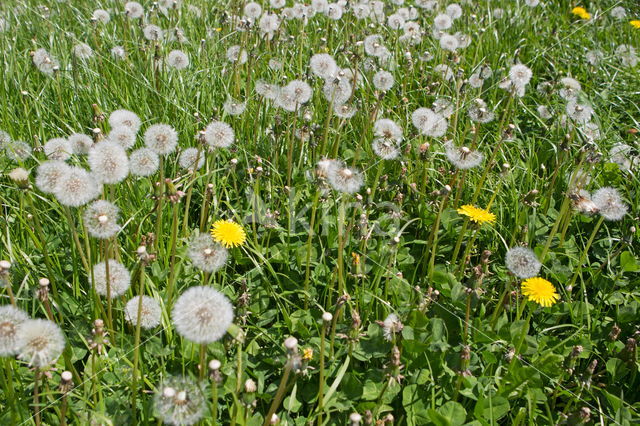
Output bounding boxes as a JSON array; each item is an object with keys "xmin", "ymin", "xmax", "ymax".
[
  {"xmin": 144, "ymin": 124, "xmax": 178, "ymax": 156},
  {"xmin": 327, "ymin": 162, "xmax": 364, "ymax": 194},
  {"xmin": 558, "ymin": 77, "xmax": 581, "ymax": 100},
  {"xmin": 0, "ymin": 130, "xmax": 10, "ymax": 149},
  {"xmin": 505, "ymin": 247, "xmax": 541, "ymax": 279},
  {"xmin": 0, "ymin": 305, "xmax": 29, "ymax": 356},
  {"xmin": 8, "ymin": 167, "xmax": 29, "ymax": 186},
  {"xmin": 188, "ymin": 234, "xmax": 229, "ymax": 272},
  {"xmin": 44, "ymin": 138, "xmax": 72, "ymax": 161},
  {"xmin": 537, "ymin": 105, "xmax": 553, "ymax": 120},
  {"xmin": 372, "ymin": 70, "xmax": 394, "ymax": 91},
  {"xmin": 521, "ymin": 277, "xmax": 559, "ymax": 307},
  {"xmin": 143, "ymin": 24, "xmax": 164, "ymax": 41},
  {"xmin": 154, "ymin": 376, "xmax": 206, "ymax": 426},
  {"xmin": 210, "ymin": 220, "xmax": 246, "ymax": 248},
  {"xmin": 179, "ymin": 148, "xmax": 204, "ymax": 170},
  {"xmin": 5, "ymin": 141, "xmax": 33, "ymax": 161},
  {"xmin": 167, "ymin": 50, "xmax": 189, "ymax": 70},
  {"xmin": 592, "ymin": 187, "xmax": 628, "ymax": 221},
  {"xmin": 36, "ymin": 161, "xmax": 70, "ymax": 193},
  {"xmin": 129, "ymin": 148, "xmax": 160, "ymax": 176},
  {"xmin": 255, "ymin": 80, "xmax": 280, "ymax": 100},
  {"xmin": 203, "ymin": 121, "xmax": 235, "ymax": 149},
  {"xmin": 334, "ymin": 103, "xmax": 358, "ymax": 119},
  {"xmin": 89, "ymin": 141, "xmax": 130, "ymax": 184},
  {"xmin": 615, "ymin": 45, "xmax": 638, "ymax": 67},
  {"xmin": 364, "ymin": 35, "xmax": 387, "ymax": 58},
  {"xmin": 125, "ymin": 296, "xmax": 162, "ymax": 329},
  {"xmin": 108, "ymin": 126, "xmax": 137, "ymax": 150},
  {"xmin": 68, "ymin": 133, "xmax": 94, "ymax": 154},
  {"xmin": 32, "ymin": 48, "xmax": 59, "ymax": 75},
  {"xmin": 457, "ymin": 205, "xmax": 495, "ymax": 224},
  {"xmin": 84, "ymin": 200, "xmax": 121, "ymax": 239},
  {"xmin": 310, "ymin": 53, "xmax": 337, "ymax": 79},
  {"xmin": 54, "ymin": 167, "xmax": 101, "ymax": 207},
  {"xmin": 92, "ymin": 9, "xmax": 110, "ymax": 24},
  {"xmin": 109, "ymin": 110, "xmax": 141, "ymax": 134},
  {"xmin": 125, "ymin": 1, "xmax": 144, "ymax": 18},
  {"xmin": 445, "ymin": 142, "xmax": 484, "ymax": 169},
  {"xmin": 586, "ymin": 49, "xmax": 603, "ymax": 66},
  {"xmin": 439, "ymin": 33, "xmax": 459, "ymax": 51},
  {"xmin": 16, "ymin": 319, "xmax": 65, "ymax": 367},
  {"xmin": 93, "ymin": 260, "xmax": 131, "ymax": 298},
  {"xmin": 172, "ymin": 286, "xmax": 234, "ymax": 344},
  {"xmin": 223, "ymin": 98, "xmax": 247, "ymax": 116}
]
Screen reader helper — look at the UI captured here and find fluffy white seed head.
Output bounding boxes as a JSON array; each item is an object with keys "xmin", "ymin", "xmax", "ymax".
[
  {"xmin": 372, "ymin": 70, "xmax": 394, "ymax": 91},
  {"xmin": 54, "ymin": 167, "xmax": 101, "ymax": 207},
  {"xmin": 203, "ymin": 121, "xmax": 235, "ymax": 149},
  {"xmin": 154, "ymin": 376, "xmax": 206, "ymax": 426},
  {"xmin": 129, "ymin": 148, "xmax": 160, "ymax": 176},
  {"xmin": 89, "ymin": 141, "xmax": 130, "ymax": 184},
  {"xmin": 172, "ymin": 286, "xmax": 234, "ymax": 344},
  {"xmin": 109, "ymin": 110, "xmax": 141, "ymax": 134},
  {"xmin": 167, "ymin": 50, "xmax": 190, "ymax": 70},
  {"xmin": 84, "ymin": 200, "xmax": 121, "ymax": 239},
  {"xmin": 445, "ymin": 142, "xmax": 483, "ymax": 169},
  {"xmin": 5, "ymin": 141, "xmax": 33, "ymax": 161},
  {"xmin": 16, "ymin": 319, "xmax": 65, "ymax": 367},
  {"xmin": 0, "ymin": 305, "xmax": 29, "ymax": 356},
  {"xmin": 505, "ymin": 247, "xmax": 541, "ymax": 279},
  {"xmin": 187, "ymin": 234, "xmax": 229, "ymax": 272},
  {"xmin": 93, "ymin": 260, "xmax": 131, "ymax": 298},
  {"xmin": 310, "ymin": 53, "xmax": 337, "ymax": 79},
  {"xmin": 143, "ymin": 24, "xmax": 164, "ymax": 41},
  {"xmin": 179, "ymin": 148, "xmax": 205, "ymax": 170},
  {"xmin": 108, "ymin": 126, "xmax": 137, "ymax": 150},
  {"xmin": 36, "ymin": 161, "xmax": 70, "ymax": 193},
  {"xmin": 592, "ymin": 187, "xmax": 628, "ymax": 221},
  {"xmin": 327, "ymin": 162, "xmax": 364, "ymax": 194},
  {"xmin": 125, "ymin": 296, "xmax": 162, "ymax": 329},
  {"xmin": 68, "ymin": 133, "xmax": 94, "ymax": 154},
  {"xmin": 144, "ymin": 124, "xmax": 178, "ymax": 156}
]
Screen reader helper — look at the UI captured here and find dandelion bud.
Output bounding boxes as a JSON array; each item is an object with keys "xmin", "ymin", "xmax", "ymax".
[
  {"xmin": 565, "ymin": 284, "xmax": 573, "ymax": 293},
  {"xmin": 8, "ymin": 167, "xmax": 30, "ymax": 188}
]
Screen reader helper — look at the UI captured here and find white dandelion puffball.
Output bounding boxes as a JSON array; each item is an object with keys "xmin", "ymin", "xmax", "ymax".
[
  {"xmin": 125, "ymin": 1, "xmax": 144, "ymax": 18},
  {"xmin": 172, "ymin": 286, "xmax": 234, "ymax": 344},
  {"xmin": 187, "ymin": 234, "xmax": 229, "ymax": 273},
  {"xmin": 327, "ymin": 162, "xmax": 364, "ymax": 194},
  {"xmin": 54, "ymin": 167, "xmax": 101, "ymax": 207},
  {"xmin": 143, "ymin": 24, "xmax": 164, "ymax": 41},
  {"xmin": 92, "ymin": 9, "xmax": 110, "ymax": 24},
  {"xmin": 5, "ymin": 141, "xmax": 33, "ymax": 162},
  {"xmin": 36, "ymin": 161, "xmax": 70, "ymax": 193},
  {"xmin": 109, "ymin": 109, "xmax": 141, "ymax": 134},
  {"xmin": 108, "ymin": 126, "xmax": 137, "ymax": 150},
  {"xmin": 203, "ymin": 121, "xmax": 235, "ymax": 149},
  {"xmin": 129, "ymin": 148, "xmax": 160, "ymax": 177},
  {"xmin": 444, "ymin": 142, "xmax": 484, "ymax": 170},
  {"xmin": 154, "ymin": 376, "xmax": 206, "ymax": 426},
  {"xmin": 0, "ymin": 305, "xmax": 29, "ymax": 356},
  {"xmin": 310, "ymin": 53, "xmax": 337, "ymax": 79},
  {"xmin": 509, "ymin": 64, "xmax": 533, "ymax": 89},
  {"xmin": 592, "ymin": 187, "xmax": 628, "ymax": 221},
  {"xmin": 167, "ymin": 50, "xmax": 190, "ymax": 70},
  {"xmin": 84, "ymin": 200, "xmax": 121, "ymax": 239},
  {"xmin": 144, "ymin": 124, "xmax": 178, "ymax": 156},
  {"xmin": 93, "ymin": 260, "xmax": 131, "ymax": 298},
  {"xmin": 179, "ymin": 148, "xmax": 205, "ymax": 170},
  {"xmin": 68, "ymin": 133, "xmax": 94, "ymax": 154},
  {"xmin": 44, "ymin": 138, "xmax": 72, "ymax": 161},
  {"xmin": 73, "ymin": 43, "xmax": 93, "ymax": 60},
  {"xmin": 125, "ymin": 296, "xmax": 162, "ymax": 329},
  {"xmin": 16, "ymin": 319, "xmax": 65, "ymax": 367},
  {"xmin": 372, "ymin": 70, "xmax": 394, "ymax": 91},
  {"xmin": 89, "ymin": 141, "xmax": 130, "ymax": 184},
  {"xmin": 505, "ymin": 247, "xmax": 541, "ymax": 279}
]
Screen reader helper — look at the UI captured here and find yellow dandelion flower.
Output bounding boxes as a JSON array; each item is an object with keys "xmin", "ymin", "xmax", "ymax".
[
  {"xmin": 521, "ymin": 277, "xmax": 559, "ymax": 307},
  {"xmin": 631, "ymin": 20, "xmax": 640, "ymax": 29},
  {"xmin": 571, "ymin": 6, "xmax": 590, "ymax": 20},
  {"xmin": 457, "ymin": 205, "xmax": 496, "ymax": 224},
  {"xmin": 210, "ymin": 220, "xmax": 246, "ymax": 248},
  {"xmin": 302, "ymin": 347, "xmax": 313, "ymax": 361}
]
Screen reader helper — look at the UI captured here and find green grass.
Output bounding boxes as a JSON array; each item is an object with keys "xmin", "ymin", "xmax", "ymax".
[{"xmin": 1, "ymin": 0, "xmax": 639, "ymax": 424}]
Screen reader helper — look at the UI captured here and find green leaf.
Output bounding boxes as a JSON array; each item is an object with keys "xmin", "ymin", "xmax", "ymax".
[
  {"xmin": 474, "ymin": 395, "xmax": 510, "ymax": 421},
  {"xmin": 620, "ymin": 251, "xmax": 639, "ymax": 272}
]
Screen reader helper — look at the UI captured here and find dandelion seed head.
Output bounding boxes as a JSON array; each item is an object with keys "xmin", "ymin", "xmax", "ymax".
[
  {"xmin": 167, "ymin": 50, "xmax": 189, "ymax": 70},
  {"xmin": 445, "ymin": 141, "xmax": 483, "ymax": 169},
  {"xmin": 84, "ymin": 200, "xmax": 120, "ymax": 239},
  {"xmin": 36, "ymin": 161, "xmax": 70, "ymax": 193},
  {"xmin": 89, "ymin": 141, "xmax": 130, "ymax": 184},
  {"xmin": 327, "ymin": 162, "xmax": 364, "ymax": 194},
  {"xmin": 226, "ymin": 45, "xmax": 248, "ymax": 64},
  {"xmin": 108, "ymin": 126, "xmax": 136, "ymax": 150},
  {"xmin": 125, "ymin": 296, "xmax": 162, "ymax": 329},
  {"xmin": 16, "ymin": 319, "xmax": 65, "ymax": 367},
  {"xmin": 172, "ymin": 286, "xmax": 234, "ymax": 344},
  {"xmin": 54, "ymin": 167, "xmax": 101, "ymax": 207},
  {"xmin": 44, "ymin": 138, "xmax": 72, "ymax": 161},
  {"xmin": 32, "ymin": 48, "xmax": 59, "ymax": 75},
  {"xmin": 433, "ymin": 13, "xmax": 452, "ymax": 30},
  {"xmin": 154, "ymin": 376, "xmax": 206, "ymax": 426},
  {"xmin": 125, "ymin": 1, "xmax": 144, "ymax": 18},
  {"xmin": 372, "ymin": 70, "xmax": 394, "ymax": 91},
  {"xmin": 179, "ymin": 148, "xmax": 204, "ymax": 170},
  {"xmin": 505, "ymin": 247, "xmax": 541, "ymax": 279},
  {"xmin": 255, "ymin": 80, "xmax": 280, "ymax": 100},
  {"xmin": 323, "ymin": 78, "xmax": 353, "ymax": 105},
  {"xmin": 310, "ymin": 53, "xmax": 337, "ymax": 79},
  {"xmin": 566, "ymin": 100, "xmax": 593, "ymax": 124},
  {"xmin": 0, "ymin": 305, "xmax": 29, "ymax": 356},
  {"xmin": 223, "ymin": 98, "xmax": 247, "ymax": 116},
  {"xmin": 5, "ymin": 141, "xmax": 33, "ymax": 161},
  {"xmin": 382, "ymin": 313, "xmax": 403, "ymax": 341},
  {"xmin": 144, "ymin": 124, "xmax": 178, "ymax": 156},
  {"xmin": 372, "ymin": 139, "xmax": 400, "ymax": 160},
  {"xmin": 93, "ymin": 260, "xmax": 131, "ymax": 298},
  {"xmin": 592, "ymin": 187, "xmax": 628, "ymax": 221},
  {"xmin": 204, "ymin": 121, "xmax": 235, "ymax": 149},
  {"xmin": 188, "ymin": 234, "xmax": 229, "ymax": 272},
  {"xmin": 73, "ymin": 43, "xmax": 93, "ymax": 60},
  {"xmin": 143, "ymin": 24, "xmax": 164, "ymax": 41},
  {"xmin": 373, "ymin": 119, "xmax": 403, "ymax": 141},
  {"xmin": 129, "ymin": 148, "xmax": 160, "ymax": 176},
  {"xmin": 109, "ymin": 110, "xmax": 141, "ymax": 134},
  {"xmin": 509, "ymin": 64, "xmax": 533, "ymax": 89},
  {"xmin": 111, "ymin": 45, "xmax": 126, "ymax": 59},
  {"xmin": 468, "ymin": 99, "xmax": 495, "ymax": 123},
  {"xmin": 92, "ymin": 9, "xmax": 110, "ymax": 24},
  {"xmin": 68, "ymin": 133, "xmax": 94, "ymax": 155}
]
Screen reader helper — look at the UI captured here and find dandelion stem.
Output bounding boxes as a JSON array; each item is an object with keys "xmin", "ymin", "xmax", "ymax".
[
  {"xmin": 33, "ymin": 368, "xmax": 41, "ymax": 426},
  {"xmin": 131, "ymin": 266, "xmax": 146, "ymax": 422},
  {"xmin": 567, "ymin": 216, "xmax": 605, "ymax": 293},
  {"xmin": 62, "ymin": 206, "xmax": 90, "ymax": 273},
  {"xmin": 303, "ymin": 190, "xmax": 321, "ymax": 309},
  {"xmin": 155, "ymin": 157, "xmax": 165, "ymax": 254},
  {"xmin": 263, "ymin": 362, "xmax": 292, "ymax": 426},
  {"xmin": 539, "ymin": 196, "xmax": 571, "ymax": 263},
  {"xmin": 317, "ymin": 320, "xmax": 328, "ymax": 423}
]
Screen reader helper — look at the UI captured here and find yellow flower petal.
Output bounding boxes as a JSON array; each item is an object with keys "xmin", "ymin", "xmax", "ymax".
[
  {"xmin": 456, "ymin": 205, "xmax": 496, "ymax": 224},
  {"xmin": 210, "ymin": 220, "xmax": 246, "ymax": 248},
  {"xmin": 521, "ymin": 277, "xmax": 560, "ymax": 307}
]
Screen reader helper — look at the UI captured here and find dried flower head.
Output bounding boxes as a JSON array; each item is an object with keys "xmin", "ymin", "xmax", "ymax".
[
  {"xmin": 16, "ymin": 319, "xmax": 65, "ymax": 367},
  {"xmin": 125, "ymin": 296, "xmax": 162, "ymax": 329},
  {"xmin": 172, "ymin": 286, "xmax": 234, "ymax": 344},
  {"xmin": 188, "ymin": 234, "xmax": 229, "ymax": 272},
  {"xmin": 154, "ymin": 375, "xmax": 206, "ymax": 426},
  {"xmin": 0, "ymin": 305, "xmax": 29, "ymax": 356},
  {"xmin": 93, "ymin": 260, "xmax": 131, "ymax": 298}
]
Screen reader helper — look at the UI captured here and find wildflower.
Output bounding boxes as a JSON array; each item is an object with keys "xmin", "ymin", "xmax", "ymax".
[
  {"xmin": 84, "ymin": 200, "xmax": 121, "ymax": 239},
  {"xmin": 373, "ymin": 119, "xmax": 403, "ymax": 142},
  {"xmin": 92, "ymin": 9, "xmax": 111, "ymax": 24},
  {"xmin": 144, "ymin": 124, "xmax": 178, "ymax": 156},
  {"xmin": 172, "ymin": 286, "xmax": 234, "ymax": 344},
  {"xmin": 129, "ymin": 148, "xmax": 160, "ymax": 176},
  {"xmin": 310, "ymin": 53, "xmax": 337, "ymax": 79},
  {"xmin": 143, "ymin": 24, "xmax": 164, "ymax": 41},
  {"xmin": 16, "ymin": 319, "xmax": 65, "ymax": 367},
  {"xmin": 124, "ymin": 1, "xmax": 144, "ymax": 18},
  {"xmin": 125, "ymin": 296, "xmax": 162, "ymax": 329},
  {"xmin": 69, "ymin": 133, "xmax": 94, "ymax": 154},
  {"xmin": 592, "ymin": 187, "xmax": 628, "ymax": 221},
  {"xmin": 54, "ymin": 167, "xmax": 101, "ymax": 207},
  {"xmin": 109, "ymin": 110, "xmax": 141, "ymax": 134},
  {"xmin": 631, "ymin": 20, "xmax": 640, "ymax": 29},
  {"xmin": 89, "ymin": 141, "xmax": 130, "ymax": 184},
  {"xmin": 521, "ymin": 277, "xmax": 559, "ymax": 307},
  {"xmin": 73, "ymin": 43, "xmax": 93, "ymax": 60},
  {"xmin": 327, "ymin": 162, "xmax": 364, "ymax": 194},
  {"xmin": 44, "ymin": 138, "xmax": 72, "ymax": 161},
  {"xmin": 571, "ymin": 7, "xmax": 591, "ymax": 20},
  {"xmin": 0, "ymin": 305, "xmax": 29, "ymax": 356},
  {"xmin": 203, "ymin": 121, "xmax": 235, "ymax": 149},
  {"xmin": 108, "ymin": 126, "xmax": 136, "ymax": 150},
  {"xmin": 179, "ymin": 148, "xmax": 204, "ymax": 170},
  {"xmin": 167, "ymin": 50, "xmax": 189, "ymax": 70},
  {"xmin": 411, "ymin": 108, "xmax": 448, "ymax": 137},
  {"xmin": 457, "ymin": 205, "xmax": 496, "ymax": 224},
  {"xmin": 445, "ymin": 142, "xmax": 484, "ymax": 169},
  {"xmin": 36, "ymin": 161, "xmax": 70, "ymax": 193},
  {"xmin": 302, "ymin": 347, "xmax": 313, "ymax": 361},
  {"xmin": 93, "ymin": 260, "xmax": 131, "ymax": 298},
  {"xmin": 32, "ymin": 48, "xmax": 59, "ymax": 75},
  {"xmin": 154, "ymin": 376, "xmax": 206, "ymax": 426},
  {"xmin": 210, "ymin": 220, "xmax": 246, "ymax": 248},
  {"xmin": 5, "ymin": 141, "xmax": 33, "ymax": 161},
  {"xmin": 188, "ymin": 234, "xmax": 229, "ymax": 272},
  {"xmin": 505, "ymin": 247, "xmax": 541, "ymax": 279},
  {"xmin": 381, "ymin": 313, "xmax": 403, "ymax": 341}
]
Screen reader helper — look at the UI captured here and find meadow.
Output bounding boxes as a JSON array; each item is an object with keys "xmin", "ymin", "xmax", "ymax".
[{"xmin": 0, "ymin": 0, "xmax": 639, "ymax": 424}]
